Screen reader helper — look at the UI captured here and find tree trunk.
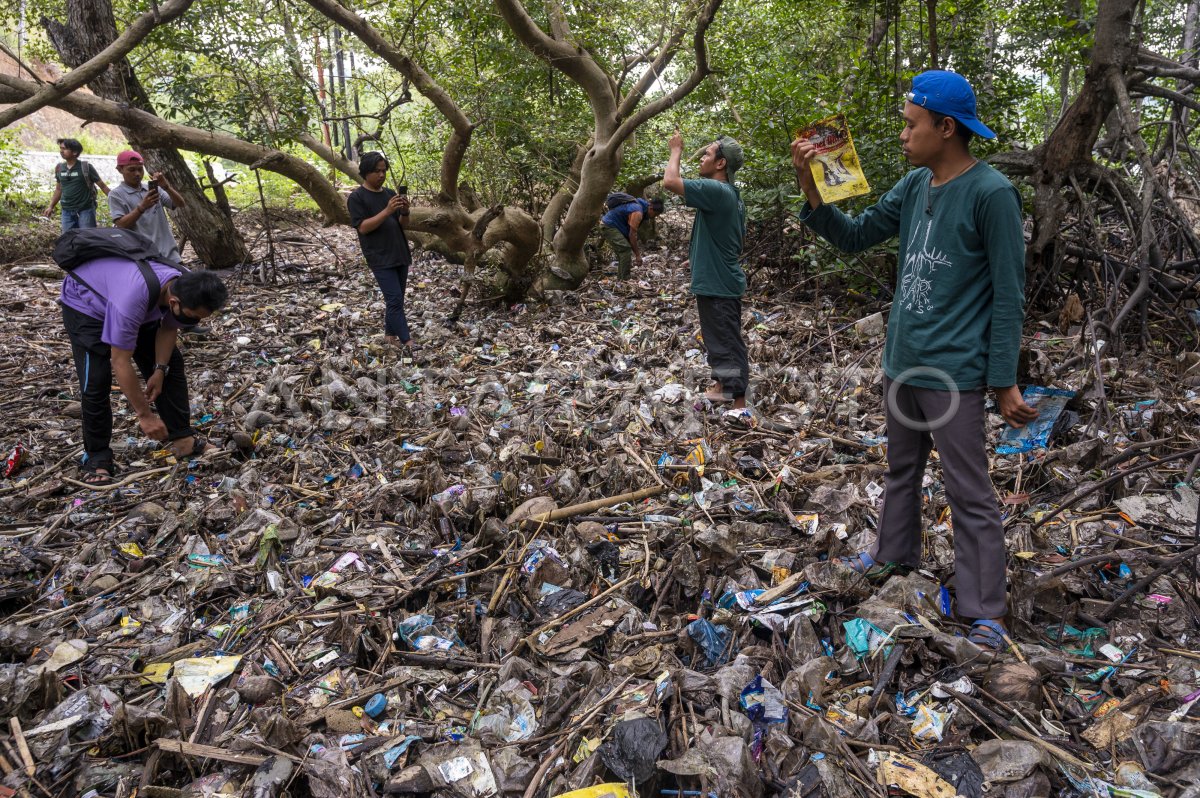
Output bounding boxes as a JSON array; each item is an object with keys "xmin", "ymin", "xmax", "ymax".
[
  {"xmin": 539, "ymin": 143, "xmax": 622, "ymax": 290},
  {"xmin": 1165, "ymin": 0, "xmax": 1200, "ymax": 157},
  {"xmin": 925, "ymin": 0, "xmax": 939, "ymax": 70},
  {"xmin": 41, "ymin": 0, "xmax": 250, "ymax": 269},
  {"xmin": 540, "ymin": 143, "xmax": 590, "ymax": 248},
  {"xmin": 1018, "ymin": 0, "xmax": 1138, "ymax": 272},
  {"xmin": 495, "ymin": 0, "xmax": 722, "ymax": 294}
]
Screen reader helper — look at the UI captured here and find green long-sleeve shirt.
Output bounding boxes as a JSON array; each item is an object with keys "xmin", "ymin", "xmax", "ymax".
[{"xmin": 800, "ymin": 163, "xmax": 1025, "ymax": 390}]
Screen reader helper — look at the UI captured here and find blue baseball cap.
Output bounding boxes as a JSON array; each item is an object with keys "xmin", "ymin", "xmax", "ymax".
[{"xmin": 906, "ymin": 70, "xmax": 996, "ymax": 140}]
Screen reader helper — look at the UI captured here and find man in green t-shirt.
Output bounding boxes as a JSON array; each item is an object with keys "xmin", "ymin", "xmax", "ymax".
[
  {"xmin": 663, "ymin": 130, "xmax": 748, "ymax": 409},
  {"xmin": 42, "ymin": 137, "xmax": 110, "ymax": 232},
  {"xmin": 791, "ymin": 71, "xmax": 1038, "ymax": 652}
]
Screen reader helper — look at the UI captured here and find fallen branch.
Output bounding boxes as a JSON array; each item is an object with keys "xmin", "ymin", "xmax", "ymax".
[
  {"xmin": 154, "ymin": 738, "xmax": 267, "ymax": 767},
  {"xmin": 525, "ymin": 484, "xmax": 666, "ymax": 526},
  {"xmin": 1027, "ymin": 447, "xmax": 1200, "ymax": 531},
  {"xmin": 1099, "ymin": 542, "xmax": 1200, "ymax": 620}
]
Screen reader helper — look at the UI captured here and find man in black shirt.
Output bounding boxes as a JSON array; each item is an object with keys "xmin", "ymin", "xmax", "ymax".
[{"xmin": 347, "ymin": 152, "xmax": 414, "ymax": 351}]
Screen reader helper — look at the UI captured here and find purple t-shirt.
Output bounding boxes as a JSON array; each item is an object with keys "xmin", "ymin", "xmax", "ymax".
[{"xmin": 60, "ymin": 257, "xmax": 186, "ymax": 350}]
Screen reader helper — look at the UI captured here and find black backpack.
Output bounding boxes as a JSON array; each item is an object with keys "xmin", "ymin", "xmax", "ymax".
[
  {"xmin": 52, "ymin": 227, "xmax": 185, "ymax": 313},
  {"xmin": 605, "ymin": 191, "xmax": 639, "ymax": 209}
]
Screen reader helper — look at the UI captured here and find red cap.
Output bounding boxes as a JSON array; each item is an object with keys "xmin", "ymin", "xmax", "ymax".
[{"xmin": 116, "ymin": 150, "xmax": 144, "ymax": 167}]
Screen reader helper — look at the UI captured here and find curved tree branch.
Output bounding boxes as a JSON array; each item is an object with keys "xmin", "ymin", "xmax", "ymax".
[
  {"xmin": 298, "ymin": 132, "xmax": 360, "ymax": 181},
  {"xmin": 1136, "ymin": 63, "xmax": 1200, "ymax": 83},
  {"xmin": 987, "ymin": 148, "xmax": 1040, "ymax": 176},
  {"xmin": 1131, "ymin": 81, "xmax": 1200, "ymax": 112},
  {"xmin": 612, "ymin": 0, "xmax": 722, "ymax": 142},
  {"xmin": 0, "ymin": 0, "xmax": 195, "ymax": 130},
  {"xmin": 615, "ymin": 18, "xmax": 688, "ymax": 119},
  {"xmin": 540, "ymin": 141, "xmax": 591, "ymax": 246},
  {"xmin": 0, "ymin": 73, "xmax": 349, "ymax": 224},
  {"xmin": 623, "ymin": 173, "xmax": 662, "ymax": 196},
  {"xmin": 301, "ymin": 0, "xmax": 474, "ymax": 201},
  {"xmin": 1139, "ymin": 46, "xmax": 1200, "ymax": 80},
  {"xmin": 493, "ymin": 0, "xmax": 618, "ymax": 135}
]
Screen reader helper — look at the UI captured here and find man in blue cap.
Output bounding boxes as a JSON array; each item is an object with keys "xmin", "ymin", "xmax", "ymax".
[{"xmin": 791, "ymin": 71, "xmax": 1038, "ymax": 652}]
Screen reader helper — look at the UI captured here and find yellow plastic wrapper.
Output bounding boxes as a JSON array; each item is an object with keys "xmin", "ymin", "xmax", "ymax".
[
  {"xmin": 172, "ymin": 655, "xmax": 242, "ymax": 697},
  {"xmin": 874, "ymin": 751, "xmax": 958, "ymax": 798},
  {"xmin": 552, "ymin": 784, "xmax": 632, "ymax": 798},
  {"xmin": 571, "ymin": 736, "xmax": 600, "ymax": 763},
  {"xmin": 140, "ymin": 662, "xmax": 173, "ymax": 685},
  {"xmin": 119, "ymin": 542, "xmax": 145, "ymax": 558},
  {"xmin": 796, "ymin": 114, "xmax": 871, "ymax": 203}
]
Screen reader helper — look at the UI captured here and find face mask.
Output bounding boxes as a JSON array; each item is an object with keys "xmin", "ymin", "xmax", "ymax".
[{"xmin": 168, "ymin": 302, "xmax": 201, "ymax": 330}]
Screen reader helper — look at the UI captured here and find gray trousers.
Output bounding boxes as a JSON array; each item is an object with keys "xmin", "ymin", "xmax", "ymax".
[
  {"xmin": 871, "ymin": 377, "xmax": 1007, "ymax": 619},
  {"xmin": 696, "ymin": 295, "xmax": 748, "ymax": 398}
]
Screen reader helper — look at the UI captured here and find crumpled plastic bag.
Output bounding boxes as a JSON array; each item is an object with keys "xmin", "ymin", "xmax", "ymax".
[
  {"xmin": 687, "ymin": 618, "xmax": 733, "ymax": 667},
  {"xmin": 473, "ymin": 679, "xmax": 538, "ymax": 743},
  {"xmin": 658, "ymin": 733, "xmax": 764, "ymax": 798},
  {"xmin": 598, "ymin": 717, "xmax": 667, "ymax": 783}
]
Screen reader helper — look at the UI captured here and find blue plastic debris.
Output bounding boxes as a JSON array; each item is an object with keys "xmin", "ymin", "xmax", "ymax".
[
  {"xmin": 842, "ymin": 618, "xmax": 893, "ymax": 660},
  {"xmin": 739, "ymin": 676, "xmax": 788, "ymax": 725},
  {"xmin": 364, "ymin": 693, "xmax": 388, "ymax": 718},
  {"xmin": 687, "ymin": 618, "xmax": 733, "ymax": 667},
  {"xmin": 997, "ymin": 386, "xmax": 1075, "ymax": 454}
]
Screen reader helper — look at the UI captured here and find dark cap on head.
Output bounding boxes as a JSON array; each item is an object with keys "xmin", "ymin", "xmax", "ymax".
[{"xmin": 716, "ymin": 136, "xmax": 744, "ymax": 176}]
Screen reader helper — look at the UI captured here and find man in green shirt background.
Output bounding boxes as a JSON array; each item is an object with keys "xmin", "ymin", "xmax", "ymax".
[
  {"xmin": 43, "ymin": 137, "xmax": 110, "ymax": 232},
  {"xmin": 664, "ymin": 130, "xmax": 749, "ymax": 409},
  {"xmin": 791, "ymin": 71, "xmax": 1038, "ymax": 652}
]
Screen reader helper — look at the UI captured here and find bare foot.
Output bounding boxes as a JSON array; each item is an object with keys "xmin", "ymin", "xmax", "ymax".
[
  {"xmin": 704, "ymin": 382, "xmax": 733, "ymax": 403},
  {"xmin": 170, "ymin": 436, "xmax": 207, "ymax": 458}
]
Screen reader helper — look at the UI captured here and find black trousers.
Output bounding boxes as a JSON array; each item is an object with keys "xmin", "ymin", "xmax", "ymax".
[
  {"xmin": 371, "ymin": 264, "xmax": 411, "ymax": 342},
  {"xmin": 62, "ymin": 304, "xmax": 193, "ymax": 471},
  {"xmin": 696, "ymin": 295, "xmax": 748, "ymax": 398}
]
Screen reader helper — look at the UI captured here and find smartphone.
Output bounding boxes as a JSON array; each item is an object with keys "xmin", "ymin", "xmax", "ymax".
[
  {"xmin": 147, "ymin": 179, "xmax": 159, "ymax": 192},
  {"xmin": 396, "ymin": 184, "xmax": 410, "ymax": 216}
]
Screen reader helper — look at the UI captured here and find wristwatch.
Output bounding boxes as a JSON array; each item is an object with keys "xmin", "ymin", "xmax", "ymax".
[{"xmin": 154, "ymin": 363, "xmax": 170, "ymax": 377}]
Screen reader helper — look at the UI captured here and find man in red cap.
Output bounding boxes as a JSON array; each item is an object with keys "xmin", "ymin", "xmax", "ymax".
[
  {"xmin": 109, "ymin": 150, "xmax": 188, "ymax": 263},
  {"xmin": 790, "ymin": 71, "xmax": 1038, "ymax": 653}
]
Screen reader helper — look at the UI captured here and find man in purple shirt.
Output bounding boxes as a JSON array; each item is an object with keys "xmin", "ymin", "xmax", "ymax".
[{"xmin": 61, "ymin": 257, "xmax": 229, "ymax": 485}]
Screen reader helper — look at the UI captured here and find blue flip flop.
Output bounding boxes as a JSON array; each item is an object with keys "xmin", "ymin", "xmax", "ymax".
[
  {"xmin": 836, "ymin": 551, "xmax": 906, "ymax": 581},
  {"xmin": 968, "ymin": 619, "xmax": 1010, "ymax": 652}
]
